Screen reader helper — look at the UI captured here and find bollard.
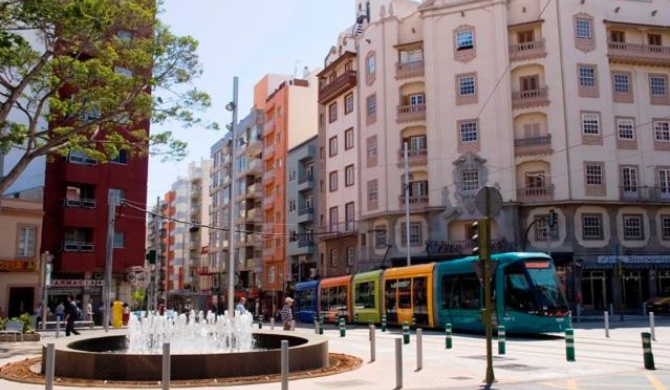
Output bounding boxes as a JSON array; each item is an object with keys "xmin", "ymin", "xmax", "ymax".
[
  {"xmin": 281, "ymin": 340, "xmax": 289, "ymax": 390},
  {"xmin": 650, "ymin": 312, "xmax": 656, "ymax": 341},
  {"xmin": 577, "ymin": 304, "xmax": 582, "ymax": 323},
  {"xmin": 381, "ymin": 315, "xmax": 387, "ymax": 332},
  {"xmin": 395, "ymin": 338, "xmax": 403, "ymax": 389},
  {"xmin": 565, "ymin": 328, "xmax": 575, "ymax": 362},
  {"xmin": 258, "ymin": 315, "xmax": 262, "ymax": 329},
  {"xmin": 56, "ymin": 318, "xmax": 60, "ymax": 338},
  {"xmin": 370, "ymin": 324, "xmax": 376, "ymax": 362},
  {"xmin": 498, "ymin": 325, "xmax": 506, "ymax": 355},
  {"xmin": 319, "ymin": 316, "xmax": 324, "ymax": 335},
  {"xmin": 642, "ymin": 332, "xmax": 655, "ymax": 370},
  {"xmin": 314, "ymin": 317, "xmax": 319, "ymax": 334},
  {"xmin": 411, "ymin": 316, "xmax": 416, "ymax": 332},
  {"xmin": 604, "ymin": 311, "xmax": 610, "ymax": 338},
  {"xmin": 354, "ymin": 312, "xmax": 359, "ymax": 325},
  {"xmin": 402, "ymin": 321, "xmax": 410, "ymax": 344},
  {"xmin": 45, "ymin": 343, "xmax": 55, "ymax": 390},
  {"xmin": 162, "ymin": 342, "xmax": 170, "ymax": 390},
  {"xmin": 416, "ymin": 328, "xmax": 423, "ymax": 371},
  {"xmin": 445, "ymin": 323, "xmax": 453, "ymax": 349},
  {"xmin": 339, "ymin": 316, "xmax": 346, "ymax": 337},
  {"xmin": 270, "ymin": 317, "xmax": 275, "ymax": 330}
]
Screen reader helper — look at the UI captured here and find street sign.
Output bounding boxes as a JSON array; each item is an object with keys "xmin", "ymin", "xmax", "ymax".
[{"xmin": 475, "ymin": 187, "xmax": 503, "ymax": 217}]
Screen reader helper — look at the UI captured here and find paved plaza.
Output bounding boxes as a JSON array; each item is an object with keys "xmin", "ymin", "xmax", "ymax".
[{"xmin": 1, "ymin": 316, "xmax": 669, "ymax": 389}]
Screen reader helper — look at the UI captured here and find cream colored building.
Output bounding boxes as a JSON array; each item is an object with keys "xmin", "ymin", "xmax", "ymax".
[{"xmin": 321, "ymin": 0, "xmax": 670, "ymax": 311}]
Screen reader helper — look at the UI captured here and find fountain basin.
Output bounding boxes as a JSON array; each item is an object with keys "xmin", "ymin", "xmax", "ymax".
[{"xmin": 41, "ymin": 330, "xmax": 328, "ymax": 381}]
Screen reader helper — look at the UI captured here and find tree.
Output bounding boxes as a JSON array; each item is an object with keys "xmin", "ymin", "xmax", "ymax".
[{"xmin": 0, "ymin": 0, "xmax": 215, "ymax": 193}]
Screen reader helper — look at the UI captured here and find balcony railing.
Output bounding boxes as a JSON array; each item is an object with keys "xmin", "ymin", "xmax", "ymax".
[
  {"xmin": 262, "ymin": 169, "xmax": 275, "ymax": 184},
  {"xmin": 298, "ymin": 174, "xmax": 313, "ymax": 184},
  {"xmin": 298, "ymin": 207, "xmax": 314, "ymax": 216},
  {"xmin": 263, "ymin": 144, "xmax": 276, "ymax": 161},
  {"xmin": 62, "ymin": 241, "xmax": 94, "ymax": 252},
  {"xmin": 512, "ymin": 86, "xmax": 549, "ymax": 110},
  {"xmin": 397, "ymin": 147, "xmax": 427, "ymax": 166},
  {"xmin": 399, "ymin": 194, "xmax": 429, "ymax": 208},
  {"xmin": 396, "ymin": 103, "xmax": 426, "ymax": 123},
  {"xmin": 509, "ymin": 39, "xmax": 546, "ymax": 62},
  {"xmin": 517, "ymin": 185, "xmax": 555, "ymax": 203},
  {"xmin": 619, "ymin": 186, "xmax": 670, "ymax": 202},
  {"xmin": 298, "ymin": 240, "xmax": 315, "ymax": 248},
  {"xmin": 262, "ymin": 194, "xmax": 276, "ymax": 208},
  {"xmin": 607, "ymin": 41, "xmax": 670, "ymax": 66},
  {"xmin": 318, "ymin": 70, "xmax": 357, "ymax": 104},
  {"xmin": 263, "ymin": 118, "xmax": 275, "ymax": 135},
  {"xmin": 62, "ymin": 198, "xmax": 97, "ymax": 208},
  {"xmin": 514, "ymin": 134, "xmax": 552, "ymax": 157},
  {"xmin": 247, "ymin": 183, "xmax": 262, "ymax": 198},
  {"xmin": 321, "ymin": 221, "xmax": 358, "ymax": 239},
  {"xmin": 395, "ymin": 60, "xmax": 424, "ymax": 79}
]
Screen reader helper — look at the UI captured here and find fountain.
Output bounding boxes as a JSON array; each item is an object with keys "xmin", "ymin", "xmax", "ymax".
[{"xmin": 42, "ymin": 310, "xmax": 329, "ymax": 381}]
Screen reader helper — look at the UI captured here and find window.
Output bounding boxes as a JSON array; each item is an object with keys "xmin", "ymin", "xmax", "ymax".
[
  {"xmin": 520, "ymin": 75, "xmax": 539, "ymax": 92},
  {"xmin": 329, "ymin": 206, "xmax": 338, "ymax": 229},
  {"xmin": 579, "ymin": 66, "xmax": 596, "ymax": 88},
  {"xmin": 655, "ymin": 121, "xmax": 670, "ymax": 141},
  {"xmin": 329, "ymin": 171, "xmax": 338, "ymax": 191},
  {"xmin": 367, "ymin": 179, "xmax": 378, "ymax": 202},
  {"xmin": 613, "ymin": 73, "xmax": 630, "ymax": 94},
  {"xmin": 461, "ymin": 169, "xmax": 479, "ymax": 193},
  {"xmin": 662, "ymin": 216, "xmax": 670, "ymax": 240},
  {"xmin": 345, "ymin": 164, "xmax": 354, "ymax": 186},
  {"xmin": 534, "ymin": 215, "xmax": 559, "ymax": 241},
  {"xmin": 367, "ymin": 54, "xmax": 376, "ymax": 75},
  {"xmin": 621, "ymin": 165, "xmax": 638, "ymax": 198},
  {"xmin": 289, "ymin": 200, "xmax": 296, "ymax": 212},
  {"xmin": 367, "ymin": 94, "xmax": 377, "ymax": 116},
  {"xmin": 111, "ymin": 150, "xmax": 129, "ymax": 164},
  {"xmin": 650, "ymin": 75, "xmax": 667, "ymax": 96},
  {"xmin": 518, "ymin": 30, "xmax": 534, "ymax": 43},
  {"xmin": 617, "ymin": 118, "xmax": 635, "ymax": 140},
  {"xmin": 345, "ymin": 128, "xmax": 354, "ymax": 150},
  {"xmin": 649, "ymin": 34, "xmax": 662, "ymax": 47},
  {"xmin": 17, "ymin": 226, "xmax": 36, "ymax": 257},
  {"xmin": 406, "ymin": 135, "xmax": 426, "ymax": 151},
  {"xmin": 585, "ymin": 163, "xmax": 603, "ymax": 185},
  {"xmin": 329, "ymin": 136, "xmax": 338, "ymax": 157},
  {"xmin": 344, "ymin": 93, "xmax": 354, "ymax": 114},
  {"xmin": 345, "ymin": 202, "xmax": 355, "ymax": 230},
  {"xmin": 575, "ymin": 18, "xmax": 592, "ymax": 39},
  {"xmin": 582, "ymin": 213, "xmax": 603, "ymax": 240},
  {"xmin": 460, "ymin": 121, "xmax": 478, "ymax": 143},
  {"xmin": 113, "ymin": 232, "xmax": 125, "ymax": 248},
  {"xmin": 408, "ymin": 93, "xmax": 425, "ymax": 106},
  {"xmin": 330, "ymin": 249, "xmax": 339, "ymax": 268},
  {"xmin": 623, "ymin": 214, "xmax": 644, "ymax": 240},
  {"xmin": 610, "ymin": 30, "xmax": 625, "ymax": 43},
  {"xmin": 581, "ymin": 112, "xmax": 600, "ymax": 135},
  {"xmin": 401, "ymin": 222, "xmax": 422, "ymax": 246},
  {"xmin": 458, "ymin": 75, "xmax": 476, "ymax": 96},
  {"xmin": 456, "ymin": 30, "xmax": 474, "ymax": 51},
  {"xmin": 658, "ymin": 168, "xmax": 670, "ymax": 198},
  {"xmin": 374, "ymin": 226, "xmax": 387, "ymax": 249},
  {"xmin": 347, "ymin": 247, "xmax": 355, "ymax": 266},
  {"xmin": 366, "ymin": 136, "xmax": 377, "ymax": 166},
  {"xmin": 328, "ymin": 102, "xmax": 337, "ymax": 123}
]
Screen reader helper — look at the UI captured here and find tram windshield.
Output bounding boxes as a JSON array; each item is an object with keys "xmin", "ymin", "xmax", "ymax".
[{"xmin": 504, "ymin": 260, "xmax": 569, "ymax": 316}]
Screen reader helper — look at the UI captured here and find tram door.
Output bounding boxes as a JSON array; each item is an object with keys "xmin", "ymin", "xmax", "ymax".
[{"xmin": 582, "ymin": 270, "xmax": 608, "ymax": 312}]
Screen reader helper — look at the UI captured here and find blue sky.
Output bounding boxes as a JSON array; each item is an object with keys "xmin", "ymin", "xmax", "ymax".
[{"xmin": 147, "ymin": 1, "xmax": 354, "ymax": 200}]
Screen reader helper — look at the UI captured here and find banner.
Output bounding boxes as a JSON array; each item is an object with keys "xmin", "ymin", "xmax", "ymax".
[
  {"xmin": 0, "ymin": 260, "xmax": 37, "ymax": 272},
  {"xmin": 597, "ymin": 256, "xmax": 670, "ymax": 265}
]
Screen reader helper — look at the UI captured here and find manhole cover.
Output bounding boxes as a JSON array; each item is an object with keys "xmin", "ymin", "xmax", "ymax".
[
  {"xmin": 462, "ymin": 355, "xmax": 509, "ymax": 361},
  {"xmin": 496, "ymin": 364, "xmax": 542, "ymax": 371}
]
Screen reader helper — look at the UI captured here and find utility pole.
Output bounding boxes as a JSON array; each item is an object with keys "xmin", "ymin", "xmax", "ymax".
[
  {"xmin": 404, "ymin": 142, "xmax": 411, "ymax": 267},
  {"xmin": 103, "ymin": 191, "xmax": 119, "ymax": 332},
  {"xmin": 226, "ymin": 76, "xmax": 239, "ymax": 317},
  {"xmin": 153, "ymin": 196, "xmax": 161, "ymax": 313}
]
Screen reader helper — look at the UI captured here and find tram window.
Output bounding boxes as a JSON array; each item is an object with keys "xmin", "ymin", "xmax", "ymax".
[
  {"xmin": 413, "ymin": 277, "xmax": 428, "ymax": 313},
  {"xmin": 336, "ymin": 286, "xmax": 347, "ymax": 311},
  {"xmin": 398, "ymin": 278, "xmax": 412, "ymax": 308},
  {"xmin": 443, "ymin": 274, "xmax": 480, "ymax": 309},
  {"xmin": 320, "ymin": 288, "xmax": 329, "ymax": 313},
  {"xmin": 504, "ymin": 263, "xmax": 538, "ymax": 311},
  {"xmin": 355, "ymin": 281, "xmax": 375, "ymax": 309},
  {"xmin": 297, "ymin": 288, "xmax": 314, "ymax": 307},
  {"xmin": 385, "ymin": 280, "xmax": 397, "ymax": 313}
]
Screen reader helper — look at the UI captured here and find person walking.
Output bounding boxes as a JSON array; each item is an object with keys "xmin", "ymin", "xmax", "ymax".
[
  {"xmin": 64, "ymin": 295, "xmax": 80, "ymax": 336},
  {"xmin": 280, "ymin": 297, "xmax": 294, "ymax": 331},
  {"xmin": 85, "ymin": 300, "xmax": 93, "ymax": 328},
  {"xmin": 236, "ymin": 297, "xmax": 249, "ymax": 315}
]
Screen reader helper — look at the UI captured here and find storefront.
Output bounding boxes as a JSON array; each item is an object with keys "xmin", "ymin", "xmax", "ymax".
[{"xmin": 0, "ymin": 260, "xmax": 40, "ymax": 318}]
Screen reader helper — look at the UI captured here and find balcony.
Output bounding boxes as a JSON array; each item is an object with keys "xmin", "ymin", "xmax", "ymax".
[
  {"xmin": 246, "ymin": 135, "xmax": 263, "ymax": 155},
  {"xmin": 263, "ymin": 144, "xmax": 276, "ymax": 161},
  {"xmin": 395, "ymin": 60, "xmax": 425, "ymax": 80},
  {"xmin": 246, "ymin": 208, "xmax": 262, "ymax": 223},
  {"xmin": 517, "ymin": 185, "xmax": 554, "ymax": 203},
  {"xmin": 296, "ymin": 240, "xmax": 316, "ymax": 255},
  {"xmin": 512, "ymin": 87, "xmax": 549, "ymax": 110},
  {"xmin": 297, "ymin": 207, "xmax": 314, "ymax": 222},
  {"xmin": 514, "ymin": 135, "xmax": 552, "ymax": 157},
  {"xmin": 318, "ymin": 70, "xmax": 357, "ymax": 104},
  {"xmin": 396, "ymin": 104, "xmax": 426, "ymax": 123},
  {"xmin": 619, "ymin": 186, "xmax": 670, "ymax": 203},
  {"xmin": 262, "ymin": 169, "xmax": 275, "ymax": 185},
  {"xmin": 607, "ymin": 42, "xmax": 670, "ymax": 67},
  {"xmin": 509, "ymin": 39, "xmax": 547, "ymax": 62},
  {"xmin": 397, "ymin": 147, "xmax": 427, "ymax": 167},
  {"xmin": 62, "ymin": 241, "xmax": 95, "ymax": 252},
  {"xmin": 262, "ymin": 194, "xmax": 276, "ymax": 209},
  {"xmin": 399, "ymin": 194, "xmax": 429, "ymax": 209},
  {"xmin": 297, "ymin": 174, "xmax": 314, "ymax": 191},
  {"xmin": 247, "ymin": 183, "xmax": 263, "ymax": 199},
  {"xmin": 263, "ymin": 118, "xmax": 275, "ymax": 136},
  {"xmin": 246, "ymin": 234, "xmax": 262, "ymax": 247},
  {"xmin": 321, "ymin": 221, "xmax": 358, "ymax": 240}
]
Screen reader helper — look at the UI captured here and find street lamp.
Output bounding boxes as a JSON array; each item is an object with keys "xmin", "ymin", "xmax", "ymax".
[{"xmin": 225, "ymin": 76, "xmax": 239, "ymax": 317}]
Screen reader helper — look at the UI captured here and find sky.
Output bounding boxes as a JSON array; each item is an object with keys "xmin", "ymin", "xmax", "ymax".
[{"xmin": 147, "ymin": 1, "xmax": 355, "ymax": 200}]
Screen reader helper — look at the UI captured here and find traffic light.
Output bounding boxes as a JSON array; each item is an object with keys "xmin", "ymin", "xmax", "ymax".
[
  {"xmin": 548, "ymin": 209, "xmax": 558, "ymax": 229},
  {"xmin": 146, "ymin": 249, "xmax": 157, "ymax": 265},
  {"xmin": 471, "ymin": 219, "xmax": 490, "ymax": 259}
]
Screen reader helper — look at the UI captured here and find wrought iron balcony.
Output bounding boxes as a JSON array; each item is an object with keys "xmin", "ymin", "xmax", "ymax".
[{"xmin": 619, "ymin": 186, "xmax": 670, "ymax": 202}]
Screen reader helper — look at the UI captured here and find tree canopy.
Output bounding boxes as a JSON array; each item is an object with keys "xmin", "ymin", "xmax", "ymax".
[{"xmin": 0, "ymin": 0, "xmax": 215, "ymax": 193}]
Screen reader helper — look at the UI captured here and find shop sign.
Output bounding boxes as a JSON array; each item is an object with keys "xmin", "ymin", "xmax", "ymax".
[
  {"xmin": 0, "ymin": 260, "xmax": 37, "ymax": 272},
  {"xmin": 51, "ymin": 279, "xmax": 105, "ymax": 287},
  {"xmin": 598, "ymin": 256, "xmax": 670, "ymax": 265}
]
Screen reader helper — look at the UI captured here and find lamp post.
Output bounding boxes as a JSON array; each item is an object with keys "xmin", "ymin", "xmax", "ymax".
[
  {"xmin": 403, "ymin": 142, "xmax": 411, "ymax": 267},
  {"xmin": 225, "ymin": 76, "xmax": 239, "ymax": 317}
]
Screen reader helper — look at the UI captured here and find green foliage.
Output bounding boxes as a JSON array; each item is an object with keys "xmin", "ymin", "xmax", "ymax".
[
  {"xmin": 0, "ymin": 314, "xmax": 33, "ymax": 333},
  {"xmin": 131, "ymin": 288, "xmax": 146, "ymax": 310},
  {"xmin": 0, "ymin": 0, "xmax": 215, "ymax": 192}
]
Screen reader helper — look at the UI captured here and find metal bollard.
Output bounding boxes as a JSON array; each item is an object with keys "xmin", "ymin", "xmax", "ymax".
[
  {"xmin": 56, "ymin": 318, "xmax": 60, "ymax": 338},
  {"xmin": 498, "ymin": 325, "xmax": 506, "ymax": 355},
  {"xmin": 604, "ymin": 311, "xmax": 610, "ymax": 338},
  {"xmin": 650, "ymin": 312, "xmax": 656, "ymax": 341},
  {"xmin": 369, "ymin": 324, "xmax": 376, "ymax": 362},
  {"xmin": 281, "ymin": 340, "xmax": 289, "ymax": 390},
  {"xmin": 641, "ymin": 332, "xmax": 655, "ymax": 370},
  {"xmin": 314, "ymin": 317, "xmax": 319, "ymax": 334},
  {"xmin": 339, "ymin": 316, "xmax": 346, "ymax": 337},
  {"xmin": 258, "ymin": 315, "xmax": 262, "ymax": 329},
  {"xmin": 446, "ymin": 323, "xmax": 453, "ymax": 349},
  {"xmin": 319, "ymin": 316, "xmax": 324, "ymax": 335},
  {"xmin": 416, "ymin": 328, "xmax": 423, "ymax": 371},
  {"xmin": 45, "ymin": 343, "xmax": 55, "ymax": 390},
  {"xmin": 381, "ymin": 315, "xmax": 387, "ymax": 332},
  {"xmin": 395, "ymin": 338, "xmax": 403, "ymax": 389},
  {"xmin": 402, "ymin": 321, "xmax": 410, "ymax": 344},
  {"xmin": 270, "ymin": 317, "xmax": 275, "ymax": 330},
  {"xmin": 162, "ymin": 342, "xmax": 170, "ymax": 390},
  {"xmin": 565, "ymin": 328, "xmax": 575, "ymax": 362}
]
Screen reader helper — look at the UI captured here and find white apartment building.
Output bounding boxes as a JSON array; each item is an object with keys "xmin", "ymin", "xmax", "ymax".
[{"xmin": 325, "ymin": 0, "xmax": 670, "ymax": 312}]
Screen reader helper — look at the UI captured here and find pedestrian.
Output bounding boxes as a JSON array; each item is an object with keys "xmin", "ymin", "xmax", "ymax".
[
  {"xmin": 64, "ymin": 295, "xmax": 80, "ymax": 336},
  {"xmin": 34, "ymin": 304, "xmax": 42, "ymax": 329},
  {"xmin": 56, "ymin": 302, "xmax": 65, "ymax": 322},
  {"xmin": 85, "ymin": 300, "xmax": 93, "ymax": 328},
  {"xmin": 236, "ymin": 297, "xmax": 249, "ymax": 315},
  {"xmin": 280, "ymin": 297, "xmax": 294, "ymax": 331}
]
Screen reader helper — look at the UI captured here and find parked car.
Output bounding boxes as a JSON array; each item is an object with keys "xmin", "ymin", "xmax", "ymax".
[{"xmin": 646, "ymin": 295, "xmax": 670, "ymax": 314}]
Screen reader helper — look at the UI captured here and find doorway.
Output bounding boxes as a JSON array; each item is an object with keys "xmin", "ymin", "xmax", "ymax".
[
  {"xmin": 8, "ymin": 287, "xmax": 35, "ymax": 318},
  {"xmin": 582, "ymin": 270, "xmax": 608, "ymax": 312}
]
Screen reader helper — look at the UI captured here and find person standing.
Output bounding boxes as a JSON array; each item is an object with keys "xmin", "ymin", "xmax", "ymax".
[
  {"xmin": 280, "ymin": 297, "xmax": 294, "ymax": 331},
  {"xmin": 55, "ymin": 302, "xmax": 65, "ymax": 322},
  {"xmin": 64, "ymin": 295, "xmax": 80, "ymax": 336},
  {"xmin": 236, "ymin": 297, "xmax": 249, "ymax": 315},
  {"xmin": 85, "ymin": 300, "xmax": 93, "ymax": 328}
]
